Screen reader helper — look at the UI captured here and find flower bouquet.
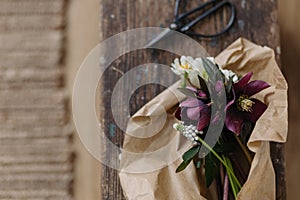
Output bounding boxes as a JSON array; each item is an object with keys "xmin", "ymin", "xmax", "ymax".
[
  {"xmin": 172, "ymin": 56, "xmax": 270, "ymax": 199},
  {"xmin": 119, "ymin": 38, "xmax": 288, "ymax": 200}
]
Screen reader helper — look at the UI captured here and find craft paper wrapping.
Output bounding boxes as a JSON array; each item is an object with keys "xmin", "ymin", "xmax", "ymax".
[{"xmin": 119, "ymin": 38, "xmax": 288, "ymax": 200}]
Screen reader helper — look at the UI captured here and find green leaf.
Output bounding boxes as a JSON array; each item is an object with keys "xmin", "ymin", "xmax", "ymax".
[
  {"xmin": 181, "ymin": 72, "xmax": 189, "ymax": 88},
  {"xmin": 205, "ymin": 153, "xmax": 216, "ymax": 187},
  {"xmin": 197, "ymin": 75, "xmax": 209, "ymax": 95},
  {"xmin": 176, "ymin": 159, "xmax": 192, "ymax": 173},
  {"xmin": 202, "ymin": 59, "xmax": 216, "ymax": 79},
  {"xmin": 177, "ymin": 88, "xmax": 196, "ymax": 98},
  {"xmin": 176, "ymin": 145, "xmax": 201, "ymax": 173},
  {"xmin": 182, "ymin": 145, "xmax": 201, "ymax": 162}
]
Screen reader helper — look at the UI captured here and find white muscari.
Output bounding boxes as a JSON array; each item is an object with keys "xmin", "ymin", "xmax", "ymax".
[{"xmin": 173, "ymin": 123, "xmax": 203, "ymax": 145}]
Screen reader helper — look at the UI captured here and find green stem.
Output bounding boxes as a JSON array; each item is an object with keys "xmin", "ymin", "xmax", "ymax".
[
  {"xmin": 223, "ymin": 155, "xmax": 240, "ymax": 199},
  {"xmin": 186, "ymin": 75, "xmax": 198, "ymax": 88},
  {"xmin": 234, "ymin": 134, "xmax": 252, "ymax": 164},
  {"xmin": 197, "ymin": 137, "xmax": 241, "ymax": 190}
]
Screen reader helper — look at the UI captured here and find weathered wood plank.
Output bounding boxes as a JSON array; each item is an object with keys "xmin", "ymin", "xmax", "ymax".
[
  {"xmin": 0, "ymin": 0, "xmax": 73, "ymax": 199},
  {"xmin": 0, "ymin": 125, "xmax": 72, "ymax": 139},
  {"xmin": 0, "ymin": 0, "xmax": 66, "ymax": 15},
  {"xmin": 0, "ymin": 89, "xmax": 67, "ymax": 109},
  {"xmin": 0, "ymin": 51, "xmax": 62, "ymax": 68},
  {"xmin": 100, "ymin": 0, "xmax": 285, "ymax": 199},
  {"xmin": 0, "ymin": 15, "xmax": 64, "ymax": 31},
  {"xmin": 0, "ymin": 190, "xmax": 72, "ymax": 200},
  {"xmin": 0, "ymin": 154, "xmax": 72, "ymax": 164},
  {"xmin": 0, "ymin": 68, "xmax": 63, "ymax": 85},
  {"xmin": 0, "ymin": 31, "xmax": 63, "ymax": 51}
]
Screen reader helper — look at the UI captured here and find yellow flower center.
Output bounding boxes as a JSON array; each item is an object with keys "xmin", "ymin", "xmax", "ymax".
[
  {"xmin": 237, "ymin": 95, "xmax": 255, "ymax": 112},
  {"xmin": 180, "ymin": 63, "xmax": 191, "ymax": 69}
]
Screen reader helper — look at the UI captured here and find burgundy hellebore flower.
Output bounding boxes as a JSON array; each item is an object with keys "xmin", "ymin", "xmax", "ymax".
[
  {"xmin": 225, "ymin": 72, "xmax": 270, "ymax": 135},
  {"xmin": 175, "ymin": 87, "xmax": 211, "ymax": 131}
]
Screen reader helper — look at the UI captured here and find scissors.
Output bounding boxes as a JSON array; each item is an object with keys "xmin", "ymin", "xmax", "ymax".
[{"xmin": 146, "ymin": 0, "xmax": 236, "ymax": 47}]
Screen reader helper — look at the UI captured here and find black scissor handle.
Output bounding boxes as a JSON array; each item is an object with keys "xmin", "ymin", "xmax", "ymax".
[{"xmin": 171, "ymin": 0, "xmax": 236, "ymax": 38}]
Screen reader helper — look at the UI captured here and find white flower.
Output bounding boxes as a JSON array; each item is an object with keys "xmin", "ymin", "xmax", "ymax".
[
  {"xmin": 171, "ymin": 56, "xmax": 215, "ymax": 87},
  {"xmin": 171, "ymin": 56, "xmax": 194, "ymax": 75},
  {"xmin": 173, "ymin": 123, "xmax": 200, "ymax": 144},
  {"xmin": 220, "ymin": 69, "xmax": 239, "ymax": 83}
]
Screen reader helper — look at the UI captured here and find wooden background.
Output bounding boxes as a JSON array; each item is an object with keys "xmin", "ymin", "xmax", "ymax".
[
  {"xmin": 99, "ymin": 0, "xmax": 285, "ymax": 199},
  {"xmin": 278, "ymin": 0, "xmax": 300, "ymax": 199},
  {"xmin": 0, "ymin": 0, "xmax": 73, "ymax": 199}
]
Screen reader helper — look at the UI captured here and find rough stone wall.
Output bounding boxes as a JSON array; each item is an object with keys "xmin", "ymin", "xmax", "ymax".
[{"xmin": 0, "ymin": 0, "xmax": 73, "ymax": 199}]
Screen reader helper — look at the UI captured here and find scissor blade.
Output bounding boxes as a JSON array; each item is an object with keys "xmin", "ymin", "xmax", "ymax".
[{"xmin": 145, "ymin": 28, "xmax": 175, "ymax": 48}]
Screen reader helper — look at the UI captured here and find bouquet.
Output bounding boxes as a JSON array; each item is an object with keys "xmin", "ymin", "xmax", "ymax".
[
  {"xmin": 119, "ymin": 38, "xmax": 288, "ymax": 200},
  {"xmin": 171, "ymin": 56, "xmax": 270, "ymax": 199}
]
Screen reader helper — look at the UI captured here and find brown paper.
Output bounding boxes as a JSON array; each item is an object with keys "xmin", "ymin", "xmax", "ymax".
[{"xmin": 119, "ymin": 38, "xmax": 288, "ymax": 200}]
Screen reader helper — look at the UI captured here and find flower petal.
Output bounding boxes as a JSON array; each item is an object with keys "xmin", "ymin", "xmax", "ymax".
[
  {"xmin": 180, "ymin": 97, "xmax": 204, "ymax": 108},
  {"xmin": 187, "ymin": 107, "xmax": 201, "ymax": 120},
  {"xmin": 234, "ymin": 72, "xmax": 253, "ymax": 92},
  {"xmin": 175, "ymin": 107, "xmax": 181, "ymax": 120},
  {"xmin": 225, "ymin": 106, "xmax": 244, "ymax": 135},
  {"xmin": 225, "ymin": 88, "xmax": 236, "ymax": 111},
  {"xmin": 225, "ymin": 99, "xmax": 235, "ymax": 111},
  {"xmin": 197, "ymin": 90, "xmax": 207, "ymax": 99},
  {"xmin": 243, "ymin": 80, "xmax": 270, "ymax": 97},
  {"xmin": 197, "ymin": 106, "xmax": 211, "ymax": 131},
  {"xmin": 185, "ymin": 86, "xmax": 197, "ymax": 92},
  {"xmin": 244, "ymin": 98, "xmax": 268, "ymax": 123}
]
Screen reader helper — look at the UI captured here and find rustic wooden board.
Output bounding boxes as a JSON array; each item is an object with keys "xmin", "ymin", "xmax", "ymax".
[
  {"xmin": 0, "ymin": 0, "xmax": 73, "ymax": 198},
  {"xmin": 100, "ymin": 0, "xmax": 285, "ymax": 199}
]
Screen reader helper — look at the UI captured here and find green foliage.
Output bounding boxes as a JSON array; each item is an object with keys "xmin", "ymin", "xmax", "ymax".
[
  {"xmin": 205, "ymin": 153, "xmax": 219, "ymax": 187},
  {"xmin": 182, "ymin": 145, "xmax": 201, "ymax": 162},
  {"xmin": 197, "ymin": 75, "xmax": 209, "ymax": 96},
  {"xmin": 176, "ymin": 159, "xmax": 193, "ymax": 173},
  {"xmin": 177, "ymin": 87, "xmax": 196, "ymax": 98},
  {"xmin": 176, "ymin": 145, "xmax": 200, "ymax": 173}
]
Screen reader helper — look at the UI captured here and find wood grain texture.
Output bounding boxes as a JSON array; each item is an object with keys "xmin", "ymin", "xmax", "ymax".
[
  {"xmin": 0, "ymin": 0, "xmax": 73, "ymax": 199},
  {"xmin": 99, "ymin": 0, "xmax": 285, "ymax": 199}
]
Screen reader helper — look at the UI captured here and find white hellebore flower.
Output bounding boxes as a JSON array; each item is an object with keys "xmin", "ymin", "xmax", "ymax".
[
  {"xmin": 171, "ymin": 56, "xmax": 194, "ymax": 75},
  {"xmin": 171, "ymin": 56, "xmax": 215, "ymax": 87}
]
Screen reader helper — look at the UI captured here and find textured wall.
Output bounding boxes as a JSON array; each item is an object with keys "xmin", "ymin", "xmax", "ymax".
[{"xmin": 0, "ymin": 0, "xmax": 73, "ymax": 199}]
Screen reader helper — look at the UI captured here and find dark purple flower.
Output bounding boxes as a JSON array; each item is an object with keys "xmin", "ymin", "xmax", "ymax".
[
  {"xmin": 175, "ymin": 87, "xmax": 211, "ymax": 131},
  {"xmin": 225, "ymin": 72, "xmax": 270, "ymax": 135}
]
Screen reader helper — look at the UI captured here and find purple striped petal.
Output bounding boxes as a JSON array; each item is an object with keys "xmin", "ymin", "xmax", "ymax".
[
  {"xmin": 181, "ymin": 97, "xmax": 204, "ymax": 108},
  {"xmin": 197, "ymin": 106, "xmax": 211, "ymax": 131},
  {"xmin": 225, "ymin": 89, "xmax": 236, "ymax": 111},
  {"xmin": 225, "ymin": 106, "xmax": 244, "ymax": 135},
  {"xmin": 244, "ymin": 98, "xmax": 268, "ymax": 123},
  {"xmin": 243, "ymin": 80, "xmax": 270, "ymax": 97},
  {"xmin": 234, "ymin": 72, "xmax": 253, "ymax": 92},
  {"xmin": 186, "ymin": 107, "xmax": 200, "ymax": 120}
]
